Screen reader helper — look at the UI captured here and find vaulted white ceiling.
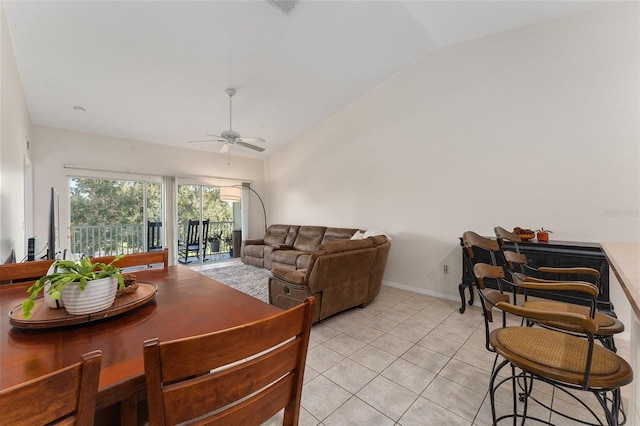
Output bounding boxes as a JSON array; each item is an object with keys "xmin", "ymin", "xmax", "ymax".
[{"xmin": 3, "ymin": 0, "xmax": 609, "ymax": 159}]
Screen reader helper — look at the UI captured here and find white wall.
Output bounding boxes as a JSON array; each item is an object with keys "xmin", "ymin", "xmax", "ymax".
[
  {"xmin": 266, "ymin": 3, "xmax": 639, "ymax": 326},
  {"xmin": 0, "ymin": 2, "xmax": 32, "ymax": 261},
  {"xmin": 30, "ymin": 125, "xmax": 267, "ymax": 260}
]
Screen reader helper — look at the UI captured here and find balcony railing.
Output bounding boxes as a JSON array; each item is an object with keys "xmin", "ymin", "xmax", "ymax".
[{"xmin": 71, "ymin": 221, "xmax": 235, "ymax": 258}]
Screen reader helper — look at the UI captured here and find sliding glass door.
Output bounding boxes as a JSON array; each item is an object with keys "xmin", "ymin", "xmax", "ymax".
[{"xmin": 176, "ymin": 184, "xmax": 234, "ymax": 264}]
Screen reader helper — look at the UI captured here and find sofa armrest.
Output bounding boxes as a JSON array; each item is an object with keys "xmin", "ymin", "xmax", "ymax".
[
  {"xmin": 271, "ymin": 244, "xmax": 294, "ymax": 250},
  {"xmin": 272, "ymin": 266, "xmax": 307, "ymax": 285},
  {"xmin": 242, "ymin": 239, "xmax": 265, "ymax": 246}
]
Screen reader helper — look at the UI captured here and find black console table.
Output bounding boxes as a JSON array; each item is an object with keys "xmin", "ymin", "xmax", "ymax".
[{"xmin": 459, "ymin": 238, "xmax": 613, "ymax": 314}]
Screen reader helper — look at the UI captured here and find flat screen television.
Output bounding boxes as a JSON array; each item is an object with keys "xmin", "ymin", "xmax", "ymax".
[{"xmin": 48, "ymin": 187, "xmax": 60, "ymax": 260}]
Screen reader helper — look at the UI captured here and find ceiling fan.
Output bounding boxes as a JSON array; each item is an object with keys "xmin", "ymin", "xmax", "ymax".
[{"xmin": 188, "ymin": 88, "xmax": 266, "ymax": 154}]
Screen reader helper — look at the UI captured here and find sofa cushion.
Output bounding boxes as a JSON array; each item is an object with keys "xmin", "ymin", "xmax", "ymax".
[
  {"xmin": 369, "ymin": 235, "xmax": 388, "ymax": 246},
  {"xmin": 272, "ymin": 249, "xmax": 308, "ymax": 268},
  {"xmin": 350, "ymin": 231, "xmax": 365, "ymax": 240},
  {"xmin": 296, "ymin": 254, "xmax": 312, "ymax": 270},
  {"xmin": 317, "ymin": 238, "xmax": 374, "ymax": 254},
  {"xmin": 263, "ymin": 224, "xmax": 290, "ymax": 246},
  {"xmin": 292, "ymin": 226, "xmax": 326, "ymax": 252},
  {"xmin": 321, "ymin": 227, "xmax": 358, "ymax": 244},
  {"xmin": 243, "ymin": 244, "xmax": 266, "ymax": 258}
]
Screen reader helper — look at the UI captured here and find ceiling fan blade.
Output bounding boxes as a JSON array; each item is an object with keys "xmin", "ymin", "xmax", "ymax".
[
  {"xmin": 187, "ymin": 139, "xmax": 225, "ymax": 143},
  {"xmin": 219, "ymin": 143, "xmax": 229, "ymax": 154},
  {"xmin": 206, "ymin": 133, "xmax": 223, "ymax": 138},
  {"xmin": 236, "ymin": 137, "xmax": 265, "ymax": 144},
  {"xmin": 236, "ymin": 141, "xmax": 266, "ymax": 152}
]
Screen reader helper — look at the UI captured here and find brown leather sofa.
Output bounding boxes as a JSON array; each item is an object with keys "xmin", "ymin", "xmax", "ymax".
[
  {"xmin": 241, "ymin": 225, "xmax": 359, "ymax": 270},
  {"xmin": 267, "ymin": 235, "xmax": 391, "ymax": 323}
]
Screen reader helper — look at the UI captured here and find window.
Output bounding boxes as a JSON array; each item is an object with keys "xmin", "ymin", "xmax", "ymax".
[{"xmin": 69, "ymin": 177, "xmax": 162, "ymax": 257}]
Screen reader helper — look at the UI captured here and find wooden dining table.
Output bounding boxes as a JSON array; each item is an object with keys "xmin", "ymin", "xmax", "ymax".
[{"xmin": 0, "ymin": 265, "xmax": 281, "ymax": 425}]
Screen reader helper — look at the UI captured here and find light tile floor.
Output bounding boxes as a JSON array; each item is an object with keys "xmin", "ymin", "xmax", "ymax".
[
  {"xmin": 192, "ymin": 261, "xmax": 631, "ymax": 425},
  {"xmin": 267, "ymin": 285, "xmax": 632, "ymax": 426}
]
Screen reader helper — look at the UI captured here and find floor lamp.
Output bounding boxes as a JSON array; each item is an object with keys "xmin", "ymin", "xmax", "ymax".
[{"xmin": 219, "ymin": 185, "xmax": 267, "ymax": 234}]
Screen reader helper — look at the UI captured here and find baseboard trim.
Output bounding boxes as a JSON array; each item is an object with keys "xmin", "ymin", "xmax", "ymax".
[{"xmin": 380, "ymin": 280, "xmax": 631, "ymax": 342}]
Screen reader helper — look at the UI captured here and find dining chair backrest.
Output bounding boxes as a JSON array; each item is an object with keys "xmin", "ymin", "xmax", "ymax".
[
  {"xmin": 143, "ymin": 297, "xmax": 316, "ymax": 426},
  {"xmin": 461, "ymin": 230, "xmax": 502, "ymax": 266},
  {"xmin": 0, "ymin": 350, "xmax": 102, "ymax": 426},
  {"xmin": 0, "ymin": 259, "xmax": 55, "ymax": 287},
  {"xmin": 91, "ymin": 248, "xmax": 168, "ymax": 269},
  {"xmin": 493, "ymin": 226, "xmax": 523, "ymax": 247}
]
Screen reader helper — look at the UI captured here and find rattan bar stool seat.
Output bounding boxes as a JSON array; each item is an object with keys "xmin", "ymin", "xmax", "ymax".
[{"xmin": 490, "ymin": 326, "xmax": 632, "ymax": 389}]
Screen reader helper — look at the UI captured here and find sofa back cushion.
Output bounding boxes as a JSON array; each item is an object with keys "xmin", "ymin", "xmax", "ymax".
[
  {"xmin": 321, "ymin": 227, "xmax": 358, "ymax": 244},
  {"xmin": 316, "ymin": 238, "xmax": 374, "ymax": 254},
  {"xmin": 292, "ymin": 226, "xmax": 326, "ymax": 252},
  {"xmin": 264, "ymin": 224, "xmax": 290, "ymax": 246}
]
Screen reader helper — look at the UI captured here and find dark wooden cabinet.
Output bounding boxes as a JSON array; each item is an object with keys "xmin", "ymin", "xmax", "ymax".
[{"xmin": 459, "ymin": 238, "xmax": 614, "ymax": 315}]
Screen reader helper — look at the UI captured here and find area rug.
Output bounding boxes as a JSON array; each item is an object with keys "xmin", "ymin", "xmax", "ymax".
[{"xmin": 199, "ymin": 264, "xmax": 271, "ymax": 302}]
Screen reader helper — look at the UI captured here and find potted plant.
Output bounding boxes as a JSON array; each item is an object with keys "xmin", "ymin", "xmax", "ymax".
[
  {"xmin": 210, "ymin": 231, "xmax": 223, "ymax": 252},
  {"xmin": 536, "ymin": 227, "xmax": 552, "ymax": 242},
  {"xmin": 22, "ymin": 255, "xmax": 125, "ymax": 318}
]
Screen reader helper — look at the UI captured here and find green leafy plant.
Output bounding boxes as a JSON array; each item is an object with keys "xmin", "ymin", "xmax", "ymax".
[
  {"xmin": 22, "ymin": 255, "xmax": 126, "ymax": 319},
  {"xmin": 211, "ymin": 231, "xmax": 223, "ymax": 242},
  {"xmin": 535, "ymin": 227, "xmax": 553, "ymax": 233}
]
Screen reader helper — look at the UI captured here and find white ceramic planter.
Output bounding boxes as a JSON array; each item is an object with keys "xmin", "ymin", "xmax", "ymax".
[{"xmin": 61, "ymin": 277, "xmax": 118, "ymax": 315}]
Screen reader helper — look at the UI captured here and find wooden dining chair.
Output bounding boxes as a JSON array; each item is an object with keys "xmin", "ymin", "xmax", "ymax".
[
  {"xmin": 0, "ymin": 258, "xmax": 54, "ymax": 286},
  {"xmin": 143, "ymin": 297, "xmax": 316, "ymax": 426},
  {"xmin": 0, "ymin": 350, "xmax": 102, "ymax": 426},
  {"xmin": 91, "ymin": 248, "xmax": 168, "ymax": 269}
]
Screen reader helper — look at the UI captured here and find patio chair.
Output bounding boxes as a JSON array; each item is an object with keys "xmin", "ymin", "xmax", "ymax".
[
  {"xmin": 177, "ymin": 220, "xmax": 210, "ymax": 264},
  {"xmin": 147, "ymin": 221, "xmax": 163, "ymax": 252}
]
